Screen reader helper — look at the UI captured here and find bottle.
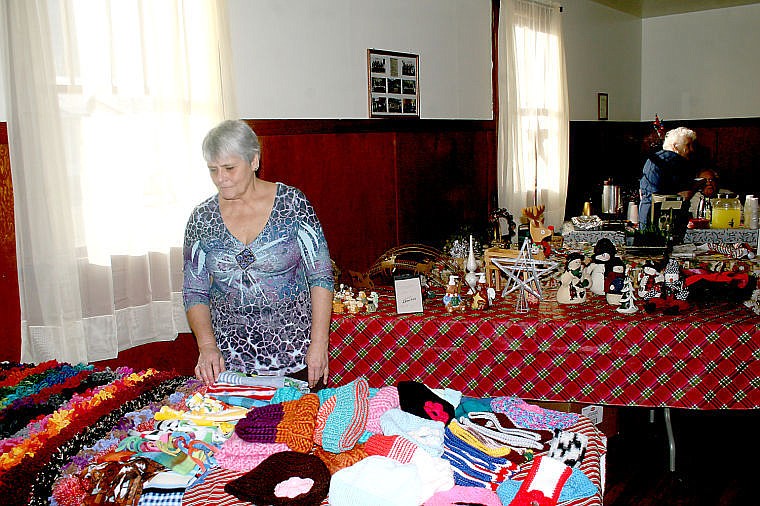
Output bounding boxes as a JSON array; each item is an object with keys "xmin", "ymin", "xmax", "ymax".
[
  {"xmin": 710, "ymin": 192, "xmax": 742, "ymax": 229},
  {"xmin": 744, "ymin": 195, "xmax": 754, "ymax": 228}
]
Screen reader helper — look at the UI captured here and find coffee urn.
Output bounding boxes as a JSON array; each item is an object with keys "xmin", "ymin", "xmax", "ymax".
[{"xmin": 601, "ymin": 179, "xmax": 623, "ymax": 219}]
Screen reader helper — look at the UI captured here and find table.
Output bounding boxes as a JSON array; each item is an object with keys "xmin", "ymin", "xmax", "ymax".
[
  {"xmin": 563, "ymin": 226, "xmax": 760, "ymax": 248},
  {"xmin": 329, "ymin": 289, "xmax": 760, "ymax": 410}
]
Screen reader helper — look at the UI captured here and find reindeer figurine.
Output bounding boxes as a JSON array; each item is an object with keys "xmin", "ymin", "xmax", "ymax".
[{"xmin": 522, "ymin": 205, "xmax": 552, "ymax": 259}]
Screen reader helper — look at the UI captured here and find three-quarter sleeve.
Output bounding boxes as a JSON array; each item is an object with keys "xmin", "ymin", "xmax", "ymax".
[
  {"xmin": 183, "ymin": 208, "xmax": 212, "ymax": 310},
  {"xmin": 293, "ymin": 189, "xmax": 334, "ymax": 291}
]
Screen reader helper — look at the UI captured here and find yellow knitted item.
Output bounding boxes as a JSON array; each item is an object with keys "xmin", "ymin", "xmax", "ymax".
[{"xmin": 448, "ymin": 419, "xmax": 515, "ymax": 458}]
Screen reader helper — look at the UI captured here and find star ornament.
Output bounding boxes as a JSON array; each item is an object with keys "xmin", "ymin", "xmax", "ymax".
[{"xmin": 491, "ymin": 238, "xmax": 559, "ymax": 301}]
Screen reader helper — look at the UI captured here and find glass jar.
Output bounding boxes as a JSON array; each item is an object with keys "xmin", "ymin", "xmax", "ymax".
[{"xmin": 710, "ymin": 192, "xmax": 742, "ymax": 229}]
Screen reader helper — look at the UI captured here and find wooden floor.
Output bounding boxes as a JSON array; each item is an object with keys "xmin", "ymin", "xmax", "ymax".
[{"xmin": 603, "ymin": 407, "xmax": 758, "ymax": 505}]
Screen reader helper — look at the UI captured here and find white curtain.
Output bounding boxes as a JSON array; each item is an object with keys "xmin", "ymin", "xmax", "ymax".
[
  {"xmin": 498, "ymin": 0, "xmax": 569, "ymax": 231},
  {"xmin": 5, "ymin": 0, "xmax": 236, "ymax": 364}
]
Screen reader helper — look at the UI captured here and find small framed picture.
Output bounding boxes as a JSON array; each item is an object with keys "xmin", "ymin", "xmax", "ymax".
[
  {"xmin": 598, "ymin": 92, "xmax": 608, "ymax": 121},
  {"xmin": 368, "ymin": 49, "xmax": 419, "ymax": 118}
]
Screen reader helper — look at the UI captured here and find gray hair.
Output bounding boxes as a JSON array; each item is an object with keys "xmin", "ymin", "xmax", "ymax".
[
  {"xmin": 202, "ymin": 119, "xmax": 261, "ymax": 165},
  {"xmin": 663, "ymin": 127, "xmax": 696, "ymax": 152}
]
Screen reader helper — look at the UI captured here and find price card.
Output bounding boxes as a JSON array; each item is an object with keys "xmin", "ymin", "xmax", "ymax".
[{"xmin": 394, "ymin": 275, "xmax": 424, "ymax": 314}]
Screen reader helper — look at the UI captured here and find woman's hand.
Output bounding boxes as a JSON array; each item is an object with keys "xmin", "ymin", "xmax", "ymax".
[
  {"xmin": 305, "ymin": 339, "xmax": 329, "ymax": 389},
  {"xmin": 195, "ymin": 344, "xmax": 226, "ymax": 385}
]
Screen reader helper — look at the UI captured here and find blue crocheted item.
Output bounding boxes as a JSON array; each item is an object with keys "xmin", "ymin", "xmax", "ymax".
[
  {"xmin": 319, "ymin": 377, "xmax": 370, "ymax": 453},
  {"xmin": 270, "ymin": 386, "xmax": 304, "ymax": 404}
]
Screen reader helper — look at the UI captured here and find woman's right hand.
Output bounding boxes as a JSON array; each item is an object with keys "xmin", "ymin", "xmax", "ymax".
[{"xmin": 195, "ymin": 344, "xmax": 226, "ymax": 385}]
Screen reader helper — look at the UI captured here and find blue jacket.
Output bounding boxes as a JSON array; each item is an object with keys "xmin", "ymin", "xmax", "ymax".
[{"xmin": 638, "ymin": 150, "xmax": 693, "ymax": 228}]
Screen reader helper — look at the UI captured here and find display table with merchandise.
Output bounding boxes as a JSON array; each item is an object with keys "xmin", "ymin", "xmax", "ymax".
[
  {"xmin": 0, "ymin": 361, "xmax": 606, "ymax": 506},
  {"xmin": 329, "ymin": 288, "xmax": 760, "ymax": 410}
]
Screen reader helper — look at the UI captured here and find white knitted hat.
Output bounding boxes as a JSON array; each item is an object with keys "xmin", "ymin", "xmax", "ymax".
[{"xmin": 328, "ymin": 456, "xmax": 422, "ymax": 506}]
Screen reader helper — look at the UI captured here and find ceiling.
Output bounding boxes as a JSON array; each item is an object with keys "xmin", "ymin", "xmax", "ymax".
[{"xmin": 589, "ymin": 0, "xmax": 760, "ymax": 18}]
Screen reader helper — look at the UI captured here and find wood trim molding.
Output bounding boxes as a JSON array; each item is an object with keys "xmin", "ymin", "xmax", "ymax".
[
  {"xmin": 245, "ymin": 118, "xmax": 495, "ymax": 136},
  {"xmin": 0, "ymin": 122, "xmax": 7, "ymax": 144}
]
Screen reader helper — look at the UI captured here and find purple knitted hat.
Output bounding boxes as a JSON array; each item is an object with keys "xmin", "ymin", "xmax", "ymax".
[
  {"xmin": 224, "ymin": 451, "xmax": 331, "ymax": 506},
  {"xmin": 235, "ymin": 402, "xmax": 285, "ymax": 443}
]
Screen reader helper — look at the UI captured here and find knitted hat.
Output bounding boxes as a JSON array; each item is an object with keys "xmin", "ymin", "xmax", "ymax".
[
  {"xmin": 495, "ymin": 455, "xmax": 596, "ymax": 505},
  {"xmin": 215, "ymin": 433, "xmax": 290, "ymax": 472},
  {"xmin": 364, "ymin": 434, "xmax": 419, "ymax": 464},
  {"xmin": 224, "ymin": 451, "xmax": 331, "ymax": 506},
  {"xmin": 277, "ymin": 393, "xmax": 320, "ymax": 453},
  {"xmin": 328, "ymin": 455, "xmax": 421, "ymax": 506},
  {"xmin": 315, "ymin": 378, "xmax": 370, "ymax": 453},
  {"xmin": 313, "ymin": 444, "xmax": 368, "ymax": 475},
  {"xmin": 235, "ymin": 402, "xmax": 284, "ymax": 443},
  {"xmin": 397, "ymin": 381, "xmax": 455, "ymax": 424},
  {"xmin": 425, "ymin": 485, "xmax": 502, "ymax": 506},
  {"xmin": 380, "ymin": 408, "xmax": 446, "ymax": 457},
  {"xmin": 366, "ymin": 386, "xmax": 400, "ymax": 433}
]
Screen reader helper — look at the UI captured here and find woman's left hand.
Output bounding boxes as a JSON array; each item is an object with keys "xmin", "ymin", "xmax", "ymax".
[{"xmin": 305, "ymin": 339, "xmax": 329, "ymax": 389}]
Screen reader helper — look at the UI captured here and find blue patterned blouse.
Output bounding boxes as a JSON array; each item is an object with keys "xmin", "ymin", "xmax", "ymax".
[{"xmin": 183, "ymin": 183, "xmax": 333, "ymax": 375}]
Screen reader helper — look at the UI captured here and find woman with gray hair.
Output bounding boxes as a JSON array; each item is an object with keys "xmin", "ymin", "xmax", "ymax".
[
  {"xmin": 183, "ymin": 119, "xmax": 334, "ymax": 389},
  {"xmin": 638, "ymin": 126, "xmax": 698, "ymax": 228}
]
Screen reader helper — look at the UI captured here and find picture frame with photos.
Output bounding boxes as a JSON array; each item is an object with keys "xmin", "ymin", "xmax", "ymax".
[{"xmin": 368, "ymin": 49, "xmax": 419, "ymax": 118}]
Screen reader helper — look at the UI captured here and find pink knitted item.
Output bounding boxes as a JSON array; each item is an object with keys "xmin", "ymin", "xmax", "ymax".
[
  {"xmin": 366, "ymin": 386, "xmax": 400, "ymax": 433},
  {"xmin": 364, "ymin": 434, "xmax": 418, "ymax": 464},
  {"xmin": 215, "ymin": 433, "xmax": 289, "ymax": 472},
  {"xmin": 424, "ymin": 485, "xmax": 502, "ymax": 506}
]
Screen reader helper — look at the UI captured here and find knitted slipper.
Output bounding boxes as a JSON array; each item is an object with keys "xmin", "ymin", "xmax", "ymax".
[{"xmin": 508, "ymin": 455, "xmax": 571, "ymax": 506}]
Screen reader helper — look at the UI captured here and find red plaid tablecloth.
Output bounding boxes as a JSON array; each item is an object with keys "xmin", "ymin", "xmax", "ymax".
[{"xmin": 329, "ymin": 289, "xmax": 760, "ymax": 409}]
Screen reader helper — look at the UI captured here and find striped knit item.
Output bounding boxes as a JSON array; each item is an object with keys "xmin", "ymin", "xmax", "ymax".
[
  {"xmin": 314, "ymin": 378, "xmax": 370, "ymax": 453},
  {"xmin": 277, "ymin": 393, "xmax": 319, "ymax": 453},
  {"xmin": 364, "ymin": 434, "xmax": 418, "ymax": 464},
  {"xmin": 181, "ymin": 467, "xmax": 247, "ymax": 506},
  {"xmin": 441, "ymin": 427, "xmax": 519, "ymax": 489},
  {"xmin": 366, "ymin": 386, "xmax": 400, "ymax": 433},
  {"xmin": 234, "ymin": 403, "xmax": 284, "ymax": 443},
  {"xmin": 205, "ymin": 382, "xmax": 278, "ymax": 402}
]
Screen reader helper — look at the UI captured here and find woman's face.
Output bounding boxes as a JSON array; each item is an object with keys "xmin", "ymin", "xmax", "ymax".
[{"xmin": 207, "ymin": 153, "xmax": 258, "ymax": 200}]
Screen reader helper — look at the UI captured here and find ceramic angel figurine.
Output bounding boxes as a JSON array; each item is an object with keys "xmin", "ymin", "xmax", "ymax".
[
  {"xmin": 557, "ymin": 252, "xmax": 589, "ymax": 304},
  {"xmin": 605, "ymin": 257, "xmax": 626, "ymax": 305},
  {"xmin": 587, "ymin": 238, "xmax": 616, "ymax": 296}
]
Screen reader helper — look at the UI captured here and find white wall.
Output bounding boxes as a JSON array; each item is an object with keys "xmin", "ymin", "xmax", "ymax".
[
  {"xmin": 641, "ymin": 4, "xmax": 760, "ymax": 120},
  {"xmin": 227, "ymin": 0, "xmax": 493, "ymax": 119},
  {"xmin": 563, "ymin": 0, "xmax": 642, "ymax": 121}
]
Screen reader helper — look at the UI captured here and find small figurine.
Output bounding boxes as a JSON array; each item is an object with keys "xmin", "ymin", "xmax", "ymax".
[
  {"xmin": 605, "ymin": 257, "xmax": 626, "ymax": 305},
  {"xmin": 557, "ymin": 252, "xmax": 589, "ymax": 304},
  {"xmin": 366, "ymin": 291, "xmax": 379, "ymax": 313},
  {"xmin": 643, "ymin": 259, "xmax": 690, "ymax": 314},
  {"xmin": 587, "ymin": 238, "xmax": 616, "ymax": 296},
  {"xmin": 637, "ymin": 260, "xmax": 663, "ymax": 300},
  {"xmin": 616, "ymin": 270, "xmax": 639, "ymax": 314},
  {"xmin": 443, "ymin": 275, "xmax": 465, "ymax": 313}
]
